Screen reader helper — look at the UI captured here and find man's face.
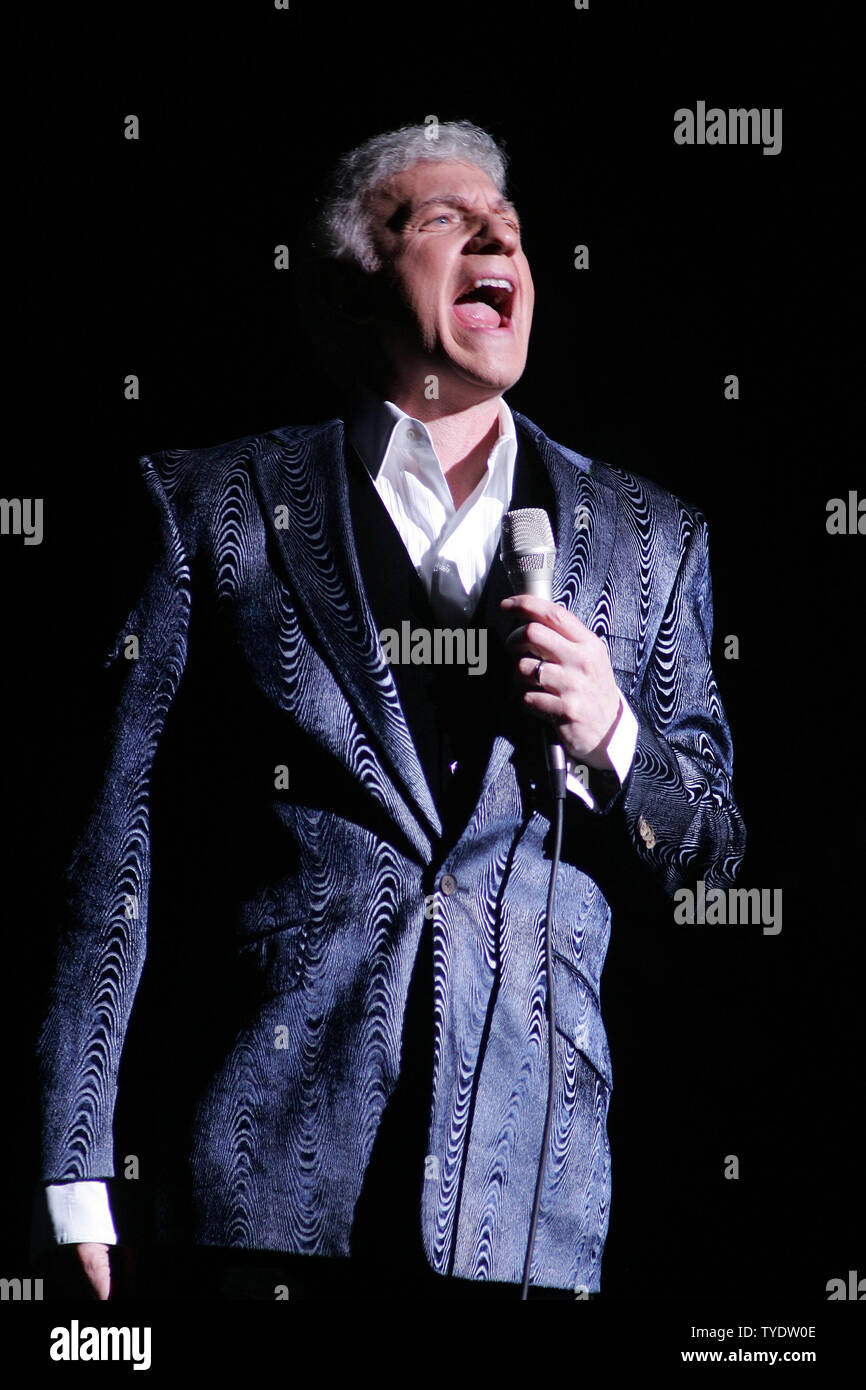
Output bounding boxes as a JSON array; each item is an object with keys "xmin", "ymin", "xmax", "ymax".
[{"xmin": 364, "ymin": 159, "xmax": 534, "ymax": 403}]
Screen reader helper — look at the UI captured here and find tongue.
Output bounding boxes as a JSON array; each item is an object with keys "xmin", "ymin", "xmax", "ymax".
[{"xmin": 453, "ymin": 299, "xmax": 501, "ymax": 328}]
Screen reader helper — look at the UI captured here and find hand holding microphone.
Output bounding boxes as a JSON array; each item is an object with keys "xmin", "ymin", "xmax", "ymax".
[{"xmin": 499, "ymin": 508, "xmax": 623, "ymax": 788}]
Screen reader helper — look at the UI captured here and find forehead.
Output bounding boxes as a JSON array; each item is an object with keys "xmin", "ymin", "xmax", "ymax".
[{"xmin": 371, "ymin": 159, "xmax": 510, "ymax": 215}]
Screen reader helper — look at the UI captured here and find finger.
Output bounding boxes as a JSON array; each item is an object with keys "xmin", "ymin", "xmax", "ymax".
[
  {"xmin": 504, "ymin": 621, "xmax": 576, "ymax": 665},
  {"xmin": 515, "ymin": 656, "xmax": 565, "ymax": 694},
  {"xmin": 518, "ymin": 689, "xmax": 563, "ymax": 722},
  {"xmin": 500, "ymin": 594, "xmax": 591, "ymax": 642},
  {"xmin": 78, "ymin": 1243, "xmax": 112, "ymax": 1300}
]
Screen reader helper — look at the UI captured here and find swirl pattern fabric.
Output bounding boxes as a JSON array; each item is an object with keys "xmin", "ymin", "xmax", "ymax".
[{"xmin": 36, "ymin": 411, "xmax": 745, "ymax": 1291}]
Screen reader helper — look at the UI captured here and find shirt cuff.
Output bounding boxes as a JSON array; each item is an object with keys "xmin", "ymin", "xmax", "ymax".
[
  {"xmin": 606, "ymin": 692, "xmax": 639, "ymax": 784},
  {"xmin": 566, "ymin": 760, "xmax": 596, "ymax": 808},
  {"xmin": 565, "ymin": 691, "xmax": 638, "ymax": 811},
  {"xmin": 38, "ymin": 1182, "xmax": 118, "ymax": 1249}
]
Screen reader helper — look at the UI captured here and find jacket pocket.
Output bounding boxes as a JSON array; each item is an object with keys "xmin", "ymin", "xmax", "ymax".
[
  {"xmin": 602, "ymin": 632, "xmax": 638, "ymax": 695},
  {"xmin": 552, "ymin": 951, "xmax": 613, "ymax": 1088}
]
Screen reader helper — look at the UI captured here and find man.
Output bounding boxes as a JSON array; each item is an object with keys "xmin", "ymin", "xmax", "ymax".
[{"xmin": 34, "ymin": 121, "xmax": 745, "ymax": 1299}]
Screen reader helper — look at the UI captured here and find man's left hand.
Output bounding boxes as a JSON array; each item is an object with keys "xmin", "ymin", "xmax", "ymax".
[{"xmin": 500, "ymin": 594, "xmax": 623, "ymax": 771}]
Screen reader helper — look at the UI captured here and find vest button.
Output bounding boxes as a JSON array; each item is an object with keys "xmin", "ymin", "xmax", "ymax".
[{"xmin": 440, "ymin": 873, "xmax": 457, "ymax": 896}]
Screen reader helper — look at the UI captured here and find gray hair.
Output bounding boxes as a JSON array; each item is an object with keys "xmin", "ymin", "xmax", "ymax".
[{"xmin": 314, "ymin": 120, "xmax": 509, "ymax": 272}]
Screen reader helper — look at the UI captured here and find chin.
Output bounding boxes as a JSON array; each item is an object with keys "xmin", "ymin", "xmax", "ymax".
[{"xmin": 451, "ymin": 350, "xmax": 526, "ymax": 392}]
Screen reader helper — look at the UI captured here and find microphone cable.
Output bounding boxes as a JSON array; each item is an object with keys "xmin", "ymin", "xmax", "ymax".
[
  {"xmin": 520, "ymin": 781, "xmax": 564, "ymax": 1299},
  {"xmin": 498, "ymin": 506, "xmax": 568, "ymax": 1298}
]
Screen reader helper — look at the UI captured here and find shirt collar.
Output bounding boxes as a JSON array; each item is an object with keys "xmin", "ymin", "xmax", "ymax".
[{"xmin": 345, "ymin": 386, "xmax": 517, "ymax": 491}]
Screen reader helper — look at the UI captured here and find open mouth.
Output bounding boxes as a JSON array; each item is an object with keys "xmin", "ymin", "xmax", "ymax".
[{"xmin": 452, "ymin": 277, "xmax": 515, "ymax": 330}]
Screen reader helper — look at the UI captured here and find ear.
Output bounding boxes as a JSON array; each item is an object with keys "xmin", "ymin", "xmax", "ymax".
[{"xmin": 313, "ymin": 259, "xmax": 380, "ymax": 324}]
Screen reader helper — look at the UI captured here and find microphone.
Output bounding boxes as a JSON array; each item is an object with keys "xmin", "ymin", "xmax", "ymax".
[{"xmin": 500, "ymin": 508, "xmax": 567, "ymax": 800}]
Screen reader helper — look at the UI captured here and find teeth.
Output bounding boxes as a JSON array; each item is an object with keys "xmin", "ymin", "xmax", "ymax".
[{"xmin": 473, "ymin": 278, "xmax": 513, "ymax": 291}]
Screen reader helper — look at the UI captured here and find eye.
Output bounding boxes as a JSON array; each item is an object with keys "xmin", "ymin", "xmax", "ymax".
[{"xmin": 424, "ymin": 213, "xmax": 453, "ymax": 226}]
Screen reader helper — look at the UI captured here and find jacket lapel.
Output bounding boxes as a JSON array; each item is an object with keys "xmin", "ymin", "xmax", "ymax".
[
  {"xmin": 251, "ymin": 421, "xmax": 442, "ymax": 847},
  {"xmin": 511, "ymin": 411, "xmax": 618, "ymax": 624}
]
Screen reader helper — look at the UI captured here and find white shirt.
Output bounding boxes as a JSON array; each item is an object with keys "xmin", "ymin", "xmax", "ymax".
[
  {"xmin": 347, "ymin": 393, "xmax": 519, "ymax": 624},
  {"xmin": 347, "ymin": 393, "xmax": 638, "ymax": 804},
  {"xmin": 37, "ymin": 393, "xmax": 638, "ymax": 1249}
]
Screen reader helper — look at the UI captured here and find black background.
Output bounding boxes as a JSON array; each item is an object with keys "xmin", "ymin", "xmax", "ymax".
[{"xmin": 2, "ymin": 0, "xmax": 862, "ymax": 1331}]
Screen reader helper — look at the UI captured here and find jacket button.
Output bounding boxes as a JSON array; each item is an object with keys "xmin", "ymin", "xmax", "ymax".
[{"xmin": 440, "ymin": 873, "xmax": 457, "ymax": 896}]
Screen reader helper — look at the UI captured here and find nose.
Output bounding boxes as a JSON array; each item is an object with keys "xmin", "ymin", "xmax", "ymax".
[{"xmin": 465, "ymin": 211, "xmax": 519, "ymax": 255}]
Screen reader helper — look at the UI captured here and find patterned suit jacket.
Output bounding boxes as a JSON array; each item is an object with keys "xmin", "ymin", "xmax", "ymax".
[{"xmin": 36, "ymin": 409, "xmax": 745, "ymax": 1292}]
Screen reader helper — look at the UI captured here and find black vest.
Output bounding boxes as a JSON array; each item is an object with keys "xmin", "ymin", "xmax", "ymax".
[{"xmin": 343, "ymin": 429, "xmax": 556, "ymax": 854}]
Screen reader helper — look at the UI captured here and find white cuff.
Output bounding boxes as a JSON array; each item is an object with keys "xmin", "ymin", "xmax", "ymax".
[
  {"xmin": 565, "ymin": 691, "xmax": 638, "ymax": 812},
  {"xmin": 40, "ymin": 1182, "xmax": 118, "ymax": 1247},
  {"xmin": 606, "ymin": 693, "xmax": 639, "ymax": 784},
  {"xmin": 566, "ymin": 761, "xmax": 596, "ymax": 809}
]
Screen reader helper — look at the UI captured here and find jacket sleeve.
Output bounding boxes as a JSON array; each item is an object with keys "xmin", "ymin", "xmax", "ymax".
[
  {"xmin": 567, "ymin": 508, "xmax": 746, "ymax": 898},
  {"xmin": 35, "ymin": 454, "xmax": 191, "ymax": 1182}
]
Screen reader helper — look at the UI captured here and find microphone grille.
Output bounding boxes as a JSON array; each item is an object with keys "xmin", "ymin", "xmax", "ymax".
[{"xmin": 500, "ymin": 507, "xmax": 555, "ymax": 559}]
